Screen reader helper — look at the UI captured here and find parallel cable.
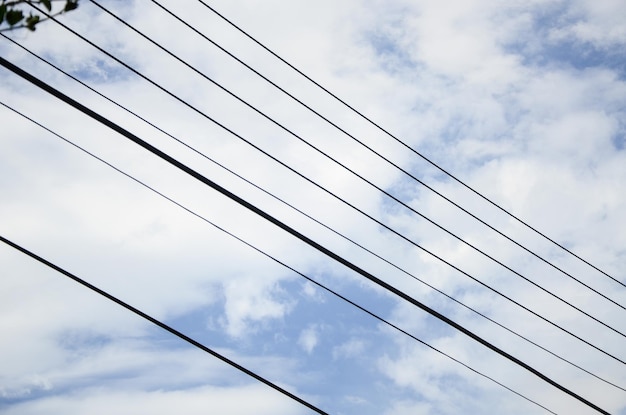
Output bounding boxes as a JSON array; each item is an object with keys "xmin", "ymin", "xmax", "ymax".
[
  {"xmin": 14, "ymin": 7, "xmax": 625, "ymax": 364},
  {"xmin": 78, "ymin": 0, "xmax": 626, "ymax": 337},
  {"xmin": 0, "ymin": 55, "xmax": 610, "ymax": 414},
  {"xmin": 148, "ymin": 0, "xmax": 625, "ymax": 309},
  {"xmin": 193, "ymin": 0, "xmax": 625, "ymax": 290},
  {"xmin": 0, "ymin": 101, "xmax": 560, "ymax": 413},
  {"xmin": 0, "ymin": 234, "xmax": 330, "ymax": 415},
  {"xmin": 3, "ymin": 38, "xmax": 623, "ymax": 392}
]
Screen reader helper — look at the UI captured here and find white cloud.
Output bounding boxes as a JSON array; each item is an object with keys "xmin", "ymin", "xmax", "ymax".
[
  {"xmin": 332, "ymin": 338, "xmax": 366, "ymax": 360},
  {"xmin": 548, "ymin": 0, "xmax": 626, "ymax": 47},
  {"xmin": 220, "ymin": 274, "xmax": 295, "ymax": 338},
  {"xmin": 298, "ymin": 324, "xmax": 320, "ymax": 354}
]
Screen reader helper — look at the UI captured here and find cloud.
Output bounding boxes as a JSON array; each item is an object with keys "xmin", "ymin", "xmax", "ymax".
[
  {"xmin": 548, "ymin": 0, "xmax": 626, "ymax": 48},
  {"xmin": 332, "ymin": 338, "xmax": 366, "ymax": 360},
  {"xmin": 298, "ymin": 324, "xmax": 320, "ymax": 354},
  {"xmin": 1, "ymin": 384, "xmax": 308, "ymax": 415},
  {"xmin": 220, "ymin": 274, "xmax": 295, "ymax": 338}
]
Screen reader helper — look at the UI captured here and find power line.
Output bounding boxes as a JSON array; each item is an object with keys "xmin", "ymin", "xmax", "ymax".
[
  {"xmin": 147, "ymin": 0, "xmax": 625, "ymax": 309},
  {"xmin": 62, "ymin": 0, "xmax": 626, "ymax": 341},
  {"xmin": 192, "ymin": 0, "xmax": 625, "ymax": 290},
  {"xmin": 64, "ymin": 0, "xmax": 626, "ymax": 344},
  {"xmin": 0, "ymin": 234, "xmax": 330, "ymax": 415},
  {"xmin": 15, "ymin": 5, "xmax": 624, "ymax": 364},
  {"xmin": 0, "ymin": 100, "xmax": 561, "ymax": 413},
  {"xmin": 0, "ymin": 55, "xmax": 609, "ymax": 414},
  {"xmin": 89, "ymin": 0, "xmax": 626, "ymax": 326},
  {"xmin": 3, "ymin": 37, "xmax": 622, "ymax": 392}
]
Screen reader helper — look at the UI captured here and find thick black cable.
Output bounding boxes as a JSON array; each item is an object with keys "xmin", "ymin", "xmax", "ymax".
[
  {"xmin": 3, "ymin": 38, "xmax": 622, "ymax": 392},
  {"xmin": 149, "ymin": 0, "xmax": 625, "ymax": 310},
  {"xmin": 13, "ymin": 7, "xmax": 624, "ymax": 364},
  {"xmin": 0, "ymin": 56, "xmax": 610, "ymax": 414},
  {"xmin": 193, "ymin": 0, "xmax": 625, "ymax": 290},
  {"xmin": 0, "ymin": 101, "xmax": 562, "ymax": 413},
  {"xmin": 0, "ymin": 234, "xmax": 329, "ymax": 415},
  {"xmin": 86, "ymin": 0, "xmax": 626, "ymax": 338}
]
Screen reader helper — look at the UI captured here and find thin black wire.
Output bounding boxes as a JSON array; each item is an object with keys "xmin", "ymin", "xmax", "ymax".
[
  {"xmin": 82, "ymin": 0, "xmax": 626, "ymax": 339},
  {"xmin": 17, "ymin": 5, "xmax": 625, "ymax": 365},
  {"xmin": 0, "ymin": 55, "xmax": 610, "ymax": 414},
  {"xmin": 148, "ymin": 0, "xmax": 625, "ymax": 309},
  {"xmin": 193, "ymin": 0, "xmax": 625, "ymax": 290},
  {"xmin": 3, "ymin": 37, "xmax": 622, "ymax": 393},
  {"xmin": 0, "ymin": 100, "xmax": 561, "ymax": 414}
]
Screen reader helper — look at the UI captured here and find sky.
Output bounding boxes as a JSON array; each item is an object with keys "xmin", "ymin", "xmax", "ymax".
[{"xmin": 0, "ymin": 0, "xmax": 625, "ymax": 414}]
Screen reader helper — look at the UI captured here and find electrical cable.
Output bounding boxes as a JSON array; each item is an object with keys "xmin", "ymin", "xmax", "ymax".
[
  {"xmin": 148, "ymin": 0, "xmax": 625, "ymax": 309},
  {"xmin": 79, "ymin": 1, "xmax": 626, "ymax": 339},
  {"xmin": 0, "ymin": 100, "xmax": 561, "ymax": 413},
  {"xmin": 0, "ymin": 235, "xmax": 329, "ymax": 415},
  {"xmin": 0, "ymin": 55, "xmax": 610, "ymax": 414},
  {"xmin": 14, "ymin": 6, "xmax": 624, "ymax": 364},
  {"xmin": 90, "ymin": 0, "xmax": 626, "ymax": 326},
  {"xmin": 193, "ymin": 0, "xmax": 625, "ymax": 290},
  {"xmin": 3, "ymin": 36, "xmax": 623, "ymax": 392}
]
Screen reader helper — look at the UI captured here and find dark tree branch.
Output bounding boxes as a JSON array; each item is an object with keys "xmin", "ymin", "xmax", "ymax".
[{"xmin": 0, "ymin": 0, "xmax": 78, "ymax": 32}]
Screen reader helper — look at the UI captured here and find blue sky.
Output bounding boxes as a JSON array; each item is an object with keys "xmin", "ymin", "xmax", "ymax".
[{"xmin": 1, "ymin": 0, "xmax": 625, "ymax": 414}]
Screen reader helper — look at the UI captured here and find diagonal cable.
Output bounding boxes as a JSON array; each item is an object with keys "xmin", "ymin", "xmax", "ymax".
[
  {"xmin": 192, "ymin": 0, "xmax": 625, "ymax": 290},
  {"xmin": 148, "ymin": 0, "xmax": 624, "ymax": 309},
  {"xmin": 0, "ymin": 234, "xmax": 330, "ymax": 415},
  {"xmin": 84, "ymin": 0, "xmax": 626, "ymax": 334}
]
